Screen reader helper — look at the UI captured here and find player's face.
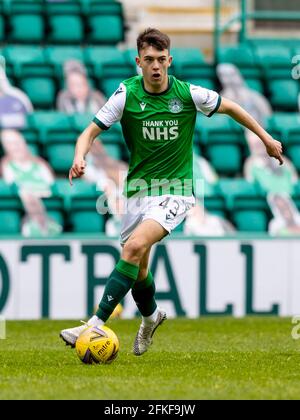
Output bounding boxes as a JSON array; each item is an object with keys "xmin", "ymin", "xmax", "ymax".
[{"xmin": 136, "ymin": 46, "xmax": 172, "ymax": 92}]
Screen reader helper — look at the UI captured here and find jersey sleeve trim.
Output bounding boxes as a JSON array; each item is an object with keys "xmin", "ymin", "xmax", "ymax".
[
  {"xmin": 92, "ymin": 117, "xmax": 109, "ymax": 130},
  {"xmin": 207, "ymin": 95, "xmax": 222, "ymax": 118}
]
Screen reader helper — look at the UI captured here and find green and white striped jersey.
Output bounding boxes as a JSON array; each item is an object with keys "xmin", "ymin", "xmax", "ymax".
[{"xmin": 93, "ymin": 75, "xmax": 221, "ymax": 197}]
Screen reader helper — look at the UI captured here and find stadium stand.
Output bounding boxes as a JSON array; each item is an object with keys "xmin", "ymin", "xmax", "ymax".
[{"xmin": 0, "ymin": 0, "xmax": 299, "ymax": 235}]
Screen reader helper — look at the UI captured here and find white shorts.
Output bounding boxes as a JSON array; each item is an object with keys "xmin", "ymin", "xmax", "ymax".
[{"xmin": 120, "ymin": 194, "xmax": 195, "ymax": 245}]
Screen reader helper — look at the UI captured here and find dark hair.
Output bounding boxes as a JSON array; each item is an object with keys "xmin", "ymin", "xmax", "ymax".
[{"xmin": 137, "ymin": 28, "xmax": 170, "ymax": 54}]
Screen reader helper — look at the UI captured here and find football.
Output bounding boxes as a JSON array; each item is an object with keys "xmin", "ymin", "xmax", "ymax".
[{"xmin": 75, "ymin": 326, "xmax": 119, "ymax": 365}]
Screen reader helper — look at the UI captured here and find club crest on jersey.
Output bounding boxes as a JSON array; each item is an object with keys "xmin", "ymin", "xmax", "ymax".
[{"xmin": 168, "ymin": 98, "xmax": 183, "ymax": 113}]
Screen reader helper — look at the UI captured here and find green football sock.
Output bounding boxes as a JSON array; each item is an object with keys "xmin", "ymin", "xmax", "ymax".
[
  {"xmin": 131, "ymin": 271, "xmax": 157, "ymax": 317},
  {"xmin": 96, "ymin": 259, "xmax": 139, "ymax": 322}
]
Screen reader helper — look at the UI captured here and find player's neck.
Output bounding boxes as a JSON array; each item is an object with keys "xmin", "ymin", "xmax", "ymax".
[{"xmin": 143, "ymin": 76, "xmax": 169, "ymax": 94}]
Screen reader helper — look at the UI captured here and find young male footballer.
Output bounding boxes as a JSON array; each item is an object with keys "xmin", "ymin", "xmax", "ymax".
[{"xmin": 60, "ymin": 28, "xmax": 283, "ymax": 356}]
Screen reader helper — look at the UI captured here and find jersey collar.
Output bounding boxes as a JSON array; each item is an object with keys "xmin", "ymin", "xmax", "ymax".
[{"xmin": 141, "ymin": 76, "xmax": 173, "ymax": 96}]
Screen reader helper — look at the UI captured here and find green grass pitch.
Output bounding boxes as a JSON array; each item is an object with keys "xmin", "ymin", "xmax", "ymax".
[{"xmin": 0, "ymin": 317, "xmax": 300, "ymax": 400}]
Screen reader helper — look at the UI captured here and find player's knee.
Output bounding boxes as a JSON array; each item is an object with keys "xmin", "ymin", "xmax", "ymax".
[{"xmin": 122, "ymin": 239, "xmax": 147, "ymax": 264}]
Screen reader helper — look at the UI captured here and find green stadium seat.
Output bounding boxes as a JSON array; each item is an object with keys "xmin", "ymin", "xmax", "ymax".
[
  {"xmin": 99, "ymin": 64, "xmax": 135, "ymax": 96},
  {"xmin": 88, "ymin": 14, "xmax": 124, "ymax": 44},
  {"xmin": 217, "ymin": 177, "xmax": 269, "ymax": 232},
  {"xmin": 0, "ymin": 180, "xmax": 22, "ymax": 234},
  {"xmin": 47, "ymin": 144, "xmax": 74, "ymax": 174},
  {"xmin": 19, "ymin": 76, "xmax": 56, "ymax": 110},
  {"xmin": 72, "ymin": 112, "xmax": 95, "ymax": 133},
  {"xmin": 253, "ymin": 45, "xmax": 298, "ymax": 111},
  {"xmin": 28, "ymin": 112, "xmax": 76, "ymax": 174},
  {"xmin": 84, "ymin": 46, "xmax": 127, "ymax": 77},
  {"xmin": 20, "ymin": 123, "xmax": 40, "ymax": 155},
  {"xmin": 72, "ymin": 114, "xmax": 123, "ymax": 159},
  {"xmin": 178, "ymin": 63, "xmax": 216, "ymax": 90},
  {"xmin": 217, "ymin": 178, "xmax": 259, "ymax": 210},
  {"xmin": 53, "ymin": 179, "xmax": 105, "ymax": 233},
  {"xmin": 217, "ymin": 44, "xmax": 263, "ymax": 93},
  {"xmin": 42, "ymin": 196, "xmax": 65, "ymax": 227},
  {"xmin": 28, "ymin": 111, "xmax": 73, "ymax": 143},
  {"xmin": 196, "ymin": 114, "xmax": 247, "ymax": 176},
  {"xmin": 231, "ymin": 196, "xmax": 269, "ymax": 232},
  {"xmin": 48, "ymin": 14, "xmax": 84, "ymax": 44},
  {"xmin": 45, "ymin": 46, "xmax": 85, "ymax": 79},
  {"xmin": 45, "ymin": 0, "xmax": 82, "ymax": 15},
  {"xmin": 53, "ymin": 178, "xmax": 101, "ymax": 212},
  {"xmin": 204, "ymin": 195, "xmax": 227, "ymax": 218},
  {"xmin": 100, "ymin": 127, "xmax": 123, "ymax": 159},
  {"xmin": 9, "ymin": 9, "xmax": 45, "ymax": 44},
  {"xmin": 269, "ymin": 114, "xmax": 300, "ymax": 163},
  {"xmin": 0, "ymin": 14, "xmax": 4, "ymax": 43},
  {"xmin": 268, "ymin": 79, "xmax": 299, "ymax": 111},
  {"xmin": 6, "ymin": 0, "xmax": 43, "ymax": 13},
  {"xmin": 88, "ymin": 0, "xmax": 123, "ymax": 15},
  {"xmin": 28, "ymin": 112, "xmax": 76, "ymax": 171},
  {"xmin": 3, "ymin": 46, "xmax": 48, "ymax": 75}
]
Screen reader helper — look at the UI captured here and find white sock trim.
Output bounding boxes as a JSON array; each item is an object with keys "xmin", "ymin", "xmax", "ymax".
[
  {"xmin": 142, "ymin": 307, "xmax": 159, "ymax": 325},
  {"xmin": 87, "ymin": 315, "xmax": 104, "ymax": 327}
]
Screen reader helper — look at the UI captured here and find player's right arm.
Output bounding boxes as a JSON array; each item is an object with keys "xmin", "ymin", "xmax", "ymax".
[
  {"xmin": 69, "ymin": 83, "xmax": 126, "ymax": 185},
  {"xmin": 69, "ymin": 122, "xmax": 102, "ymax": 185}
]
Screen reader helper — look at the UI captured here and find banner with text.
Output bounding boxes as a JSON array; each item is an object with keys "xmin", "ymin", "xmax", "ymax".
[{"xmin": 0, "ymin": 238, "xmax": 299, "ymax": 319}]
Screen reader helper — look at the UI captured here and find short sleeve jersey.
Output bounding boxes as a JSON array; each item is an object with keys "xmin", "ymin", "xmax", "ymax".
[{"xmin": 94, "ymin": 75, "xmax": 221, "ymax": 198}]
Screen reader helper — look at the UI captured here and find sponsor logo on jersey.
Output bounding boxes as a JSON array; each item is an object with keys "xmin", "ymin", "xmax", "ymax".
[
  {"xmin": 142, "ymin": 120, "xmax": 179, "ymax": 140},
  {"xmin": 168, "ymin": 98, "xmax": 183, "ymax": 113},
  {"xmin": 140, "ymin": 102, "xmax": 147, "ymax": 111}
]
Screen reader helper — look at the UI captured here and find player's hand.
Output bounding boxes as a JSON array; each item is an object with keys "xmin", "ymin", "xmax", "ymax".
[
  {"xmin": 265, "ymin": 139, "xmax": 284, "ymax": 166},
  {"xmin": 69, "ymin": 157, "xmax": 86, "ymax": 185}
]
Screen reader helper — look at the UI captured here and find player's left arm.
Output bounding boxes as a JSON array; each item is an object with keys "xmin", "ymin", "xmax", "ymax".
[{"xmin": 217, "ymin": 96, "xmax": 283, "ymax": 165}]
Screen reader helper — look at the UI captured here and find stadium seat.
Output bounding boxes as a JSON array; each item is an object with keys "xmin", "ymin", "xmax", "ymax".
[
  {"xmin": 28, "ymin": 111, "xmax": 73, "ymax": 143},
  {"xmin": 217, "ymin": 178, "xmax": 270, "ymax": 232},
  {"xmin": 204, "ymin": 195, "xmax": 227, "ymax": 218},
  {"xmin": 267, "ymin": 79, "xmax": 299, "ymax": 111},
  {"xmin": 28, "ymin": 112, "xmax": 76, "ymax": 173},
  {"xmin": 53, "ymin": 178, "xmax": 100, "ymax": 210},
  {"xmin": 253, "ymin": 45, "xmax": 298, "ymax": 111},
  {"xmin": 42, "ymin": 196, "xmax": 65, "ymax": 227},
  {"xmin": 20, "ymin": 120, "xmax": 40, "ymax": 155},
  {"xmin": 72, "ymin": 113, "xmax": 95, "ymax": 133},
  {"xmin": 217, "ymin": 178, "xmax": 259, "ymax": 210},
  {"xmin": 45, "ymin": 46, "xmax": 85, "ymax": 80},
  {"xmin": 3, "ymin": 46, "xmax": 53, "ymax": 80},
  {"xmin": 8, "ymin": 1, "xmax": 44, "ymax": 43},
  {"xmin": 0, "ymin": 180, "xmax": 22, "ymax": 234},
  {"xmin": 196, "ymin": 114, "xmax": 248, "ymax": 176},
  {"xmin": 88, "ymin": 0, "xmax": 123, "ymax": 15},
  {"xmin": 217, "ymin": 44, "xmax": 263, "ymax": 93},
  {"xmin": 100, "ymin": 126, "xmax": 123, "ymax": 159},
  {"xmin": 19, "ymin": 76, "xmax": 56, "ymax": 110},
  {"xmin": 54, "ymin": 179, "xmax": 105, "ymax": 233},
  {"xmin": 45, "ymin": 0, "xmax": 82, "ymax": 15},
  {"xmin": 88, "ymin": 14, "xmax": 124, "ymax": 44},
  {"xmin": 84, "ymin": 46, "xmax": 127, "ymax": 77},
  {"xmin": 0, "ymin": 10, "xmax": 4, "ymax": 43},
  {"xmin": 48, "ymin": 14, "xmax": 84, "ymax": 44},
  {"xmin": 231, "ymin": 196, "xmax": 270, "ymax": 232},
  {"xmin": 268, "ymin": 114, "xmax": 300, "ymax": 167},
  {"xmin": 99, "ymin": 64, "xmax": 135, "ymax": 96}
]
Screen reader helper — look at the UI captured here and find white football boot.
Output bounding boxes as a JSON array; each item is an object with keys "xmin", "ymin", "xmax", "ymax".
[
  {"xmin": 133, "ymin": 309, "xmax": 167, "ymax": 356},
  {"xmin": 60, "ymin": 321, "xmax": 88, "ymax": 348}
]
